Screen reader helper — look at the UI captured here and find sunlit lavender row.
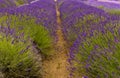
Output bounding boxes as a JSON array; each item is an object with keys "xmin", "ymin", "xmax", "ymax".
[{"xmin": 60, "ymin": 0, "xmax": 120, "ymax": 78}]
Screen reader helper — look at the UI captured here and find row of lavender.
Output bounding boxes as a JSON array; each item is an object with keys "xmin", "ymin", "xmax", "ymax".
[
  {"xmin": 0, "ymin": 0, "xmax": 56, "ymax": 77},
  {"xmin": 1, "ymin": 1, "xmax": 56, "ymax": 34},
  {"xmin": 60, "ymin": 0, "xmax": 109, "ymax": 46},
  {"xmin": 59, "ymin": 0, "xmax": 120, "ymax": 78},
  {"xmin": 0, "ymin": 0, "xmax": 56, "ymax": 54}
]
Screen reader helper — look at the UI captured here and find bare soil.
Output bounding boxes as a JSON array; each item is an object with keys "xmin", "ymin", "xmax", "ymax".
[{"xmin": 42, "ymin": 2, "xmax": 70, "ymax": 78}]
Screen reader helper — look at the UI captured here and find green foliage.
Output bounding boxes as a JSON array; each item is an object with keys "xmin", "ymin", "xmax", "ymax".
[
  {"xmin": 97, "ymin": 6, "xmax": 106, "ymax": 10},
  {"xmin": 107, "ymin": 9, "xmax": 120, "ymax": 15},
  {"xmin": 0, "ymin": 15, "xmax": 54, "ymax": 55},
  {"xmin": 0, "ymin": 34, "xmax": 41, "ymax": 78},
  {"xmin": 14, "ymin": 0, "xmax": 26, "ymax": 6}
]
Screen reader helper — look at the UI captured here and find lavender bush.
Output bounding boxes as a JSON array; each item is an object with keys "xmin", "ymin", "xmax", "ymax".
[
  {"xmin": 0, "ymin": 14, "xmax": 54, "ymax": 55},
  {"xmin": 0, "ymin": 26, "xmax": 41, "ymax": 78}
]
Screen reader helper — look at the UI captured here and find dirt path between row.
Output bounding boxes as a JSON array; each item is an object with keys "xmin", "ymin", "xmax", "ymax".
[{"xmin": 42, "ymin": 1, "xmax": 70, "ymax": 78}]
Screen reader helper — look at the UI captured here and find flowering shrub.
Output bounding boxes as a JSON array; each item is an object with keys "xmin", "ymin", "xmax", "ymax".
[{"xmin": 0, "ymin": 26, "xmax": 41, "ymax": 78}]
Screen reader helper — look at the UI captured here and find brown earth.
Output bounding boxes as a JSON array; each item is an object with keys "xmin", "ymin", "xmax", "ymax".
[{"xmin": 42, "ymin": 1, "xmax": 70, "ymax": 78}]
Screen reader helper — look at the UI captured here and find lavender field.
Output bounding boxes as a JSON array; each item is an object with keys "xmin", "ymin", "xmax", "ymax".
[{"xmin": 0, "ymin": 0, "xmax": 120, "ymax": 78}]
